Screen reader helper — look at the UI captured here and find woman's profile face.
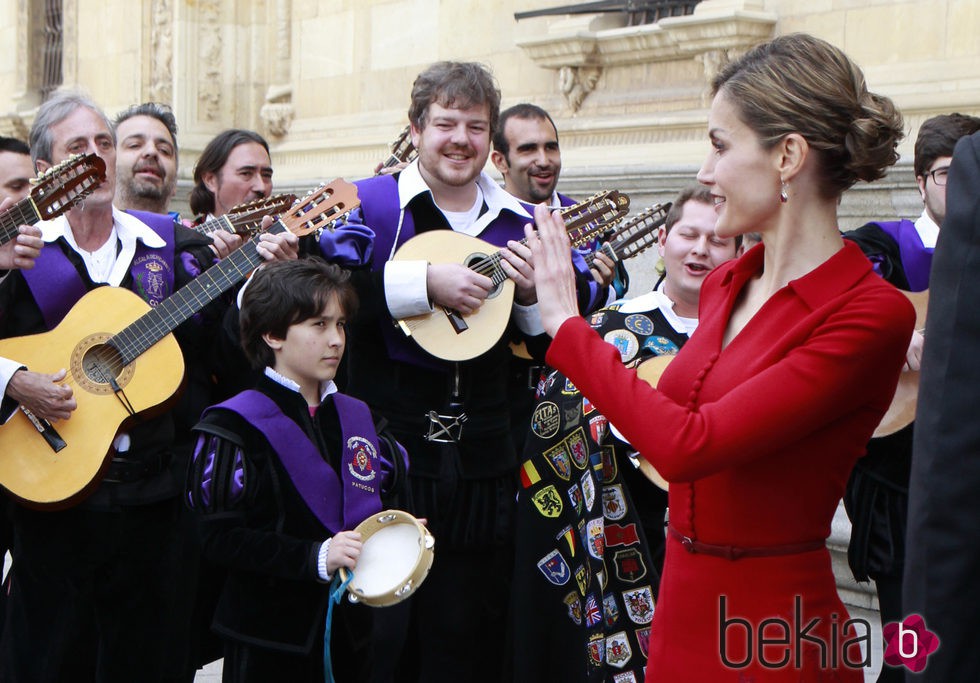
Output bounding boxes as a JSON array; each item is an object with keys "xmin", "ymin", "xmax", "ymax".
[{"xmin": 696, "ymin": 92, "xmax": 782, "ymax": 239}]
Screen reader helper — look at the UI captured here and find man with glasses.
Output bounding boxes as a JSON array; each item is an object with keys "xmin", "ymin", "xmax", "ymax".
[{"xmin": 842, "ymin": 112, "xmax": 980, "ymax": 683}]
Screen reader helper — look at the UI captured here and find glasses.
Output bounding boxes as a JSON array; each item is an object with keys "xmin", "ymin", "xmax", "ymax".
[{"xmin": 924, "ymin": 166, "xmax": 950, "ymax": 186}]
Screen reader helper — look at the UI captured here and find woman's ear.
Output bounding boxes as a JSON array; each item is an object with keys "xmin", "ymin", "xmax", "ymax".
[{"xmin": 774, "ymin": 132, "xmax": 809, "ymax": 182}]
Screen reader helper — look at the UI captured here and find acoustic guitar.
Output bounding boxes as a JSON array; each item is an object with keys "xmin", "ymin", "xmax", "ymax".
[
  {"xmin": 191, "ymin": 193, "xmax": 297, "ymax": 238},
  {"xmin": 0, "ymin": 153, "xmax": 106, "ymax": 244},
  {"xmin": 0, "ymin": 179, "xmax": 359, "ymax": 509},
  {"xmin": 873, "ymin": 289, "xmax": 928, "ymax": 438},
  {"xmin": 393, "ymin": 190, "xmax": 630, "ymax": 361},
  {"xmin": 376, "ymin": 125, "xmax": 418, "ymax": 175}
]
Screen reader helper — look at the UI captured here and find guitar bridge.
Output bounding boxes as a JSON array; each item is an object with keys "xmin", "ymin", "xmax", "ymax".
[
  {"xmin": 18, "ymin": 406, "xmax": 67, "ymax": 453},
  {"xmin": 443, "ymin": 307, "xmax": 468, "ymax": 334}
]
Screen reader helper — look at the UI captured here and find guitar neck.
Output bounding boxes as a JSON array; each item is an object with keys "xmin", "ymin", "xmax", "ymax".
[
  {"xmin": 0, "ymin": 198, "xmax": 42, "ymax": 246},
  {"xmin": 584, "ymin": 205, "xmax": 669, "ymax": 267},
  {"xmin": 193, "ymin": 214, "xmax": 235, "ymax": 237},
  {"xmin": 108, "ymin": 222, "xmax": 283, "ymax": 364}
]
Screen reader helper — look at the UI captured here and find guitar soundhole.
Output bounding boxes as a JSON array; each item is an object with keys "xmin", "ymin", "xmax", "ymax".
[
  {"xmin": 465, "ymin": 252, "xmax": 503, "ymax": 300},
  {"xmin": 71, "ymin": 334, "xmax": 136, "ymax": 395}
]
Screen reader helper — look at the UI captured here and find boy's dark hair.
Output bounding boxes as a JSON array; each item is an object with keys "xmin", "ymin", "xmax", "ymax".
[
  {"xmin": 408, "ymin": 61, "xmax": 501, "ymax": 136},
  {"xmin": 0, "ymin": 136, "xmax": 30, "ymax": 156},
  {"xmin": 190, "ymin": 129, "xmax": 270, "ymax": 216},
  {"xmin": 913, "ymin": 113, "xmax": 980, "ymax": 178},
  {"xmin": 239, "ymin": 258, "xmax": 358, "ymax": 370},
  {"xmin": 492, "ymin": 103, "xmax": 559, "ymax": 156}
]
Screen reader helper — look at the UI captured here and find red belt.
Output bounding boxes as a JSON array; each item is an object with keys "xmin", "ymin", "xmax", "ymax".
[{"xmin": 668, "ymin": 526, "xmax": 825, "ymax": 561}]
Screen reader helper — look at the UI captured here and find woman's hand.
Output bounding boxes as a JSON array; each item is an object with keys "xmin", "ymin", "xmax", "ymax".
[{"xmin": 526, "ymin": 203, "xmax": 580, "ymax": 336}]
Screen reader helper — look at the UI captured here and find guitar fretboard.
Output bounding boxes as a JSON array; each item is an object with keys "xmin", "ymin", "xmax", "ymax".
[
  {"xmin": 193, "ymin": 214, "xmax": 236, "ymax": 237},
  {"xmin": 0, "ymin": 198, "xmax": 41, "ymax": 246},
  {"xmin": 109, "ymin": 223, "xmax": 284, "ymax": 364},
  {"xmin": 583, "ymin": 203, "xmax": 671, "ymax": 267},
  {"xmin": 466, "ymin": 192, "xmax": 630, "ymax": 286}
]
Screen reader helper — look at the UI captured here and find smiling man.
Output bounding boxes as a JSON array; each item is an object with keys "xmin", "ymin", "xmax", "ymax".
[
  {"xmin": 113, "ymin": 102, "xmax": 178, "ymax": 215},
  {"xmin": 319, "ymin": 61, "xmax": 552, "ymax": 683},
  {"xmin": 491, "ymin": 103, "xmax": 565, "ymax": 206}
]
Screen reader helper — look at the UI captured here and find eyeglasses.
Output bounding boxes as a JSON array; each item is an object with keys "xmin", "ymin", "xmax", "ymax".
[{"xmin": 924, "ymin": 166, "xmax": 950, "ymax": 186}]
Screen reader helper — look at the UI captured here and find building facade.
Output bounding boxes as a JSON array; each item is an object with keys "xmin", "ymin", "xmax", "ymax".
[{"xmin": 1, "ymin": 0, "xmax": 977, "ymax": 285}]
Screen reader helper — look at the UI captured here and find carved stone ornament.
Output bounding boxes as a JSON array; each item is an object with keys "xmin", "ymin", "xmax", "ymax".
[
  {"xmin": 148, "ymin": 0, "xmax": 174, "ymax": 103},
  {"xmin": 558, "ymin": 66, "xmax": 603, "ymax": 113},
  {"xmin": 260, "ymin": 101, "xmax": 295, "ymax": 138}
]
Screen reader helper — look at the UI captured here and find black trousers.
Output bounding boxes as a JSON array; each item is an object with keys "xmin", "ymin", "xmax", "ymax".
[
  {"xmin": 379, "ymin": 444, "xmax": 516, "ymax": 683},
  {"xmin": 0, "ymin": 498, "xmax": 183, "ymax": 683}
]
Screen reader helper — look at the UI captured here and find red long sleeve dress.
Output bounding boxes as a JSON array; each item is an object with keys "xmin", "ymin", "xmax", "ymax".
[{"xmin": 546, "ymin": 242, "xmax": 914, "ymax": 682}]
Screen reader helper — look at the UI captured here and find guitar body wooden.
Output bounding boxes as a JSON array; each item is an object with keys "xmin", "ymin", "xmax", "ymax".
[
  {"xmin": 873, "ymin": 289, "xmax": 928, "ymax": 438},
  {"xmin": 0, "ymin": 287, "xmax": 184, "ymax": 508},
  {"xmin": 393, "ymin": 231, "xmax": 515, "ymax": 361},
  {"xmin": 633, "ymin": 354, "xmax": 675, "ymax": 491}
]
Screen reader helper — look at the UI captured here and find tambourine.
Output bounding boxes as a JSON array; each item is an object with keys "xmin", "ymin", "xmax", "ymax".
[{"xmin": 339, "ymin": 509, "xmax": 435, "ymax": 607}]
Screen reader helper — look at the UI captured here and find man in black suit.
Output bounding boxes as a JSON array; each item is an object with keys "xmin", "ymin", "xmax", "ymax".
[{"xmin": 903, "ymin": 130, "xmax": 980, "ymax": 680}]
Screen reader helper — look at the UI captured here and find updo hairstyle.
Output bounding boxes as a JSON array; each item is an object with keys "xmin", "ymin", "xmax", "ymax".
[{"xmin": 712, "ymin": 33, "xmax": 904, "ymax": 199}]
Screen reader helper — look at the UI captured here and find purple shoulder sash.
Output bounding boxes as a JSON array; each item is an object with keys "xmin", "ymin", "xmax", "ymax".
[
  {"xmin": 209, "ymin": 390, "xmax": 383, "ymax": 534},
  {"xmin": 22, "ymin": 212, "xmax": 177, "ymax": 328}
]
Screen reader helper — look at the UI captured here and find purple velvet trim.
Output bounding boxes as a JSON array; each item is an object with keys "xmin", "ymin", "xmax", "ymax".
[
  {"xmin": 871, "ymin": 219, "xmax": 933, "ymax": 292},
  {"xmin": 230, "ymin": 450, "xmax": 245, "ymax": 502},
  {"xmin": 317, "ymin": 223, "xmax": 375, "ymax": 266},
  {"xmin": 180, "ymin": 251, "xmax": 203, "ymax": 279}
]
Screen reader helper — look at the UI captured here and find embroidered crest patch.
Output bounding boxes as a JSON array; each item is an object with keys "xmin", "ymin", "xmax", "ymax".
[
  {"xmin": 606, "ymin": 631, "xmax": 633, "ymax": 668},
  {"xmin": 603, "ymin": 484, "xmax": 628, "ymax": 520},
  {"xmin": 537, "ymin": 550, "xmax": 571, "ymax": 586},
  {"xmin": 346, "ymin": 436, "xmax": 378, "ymax": 487},
  {"xmin": 622, "ymin": 585, "xmax": 655, "ymax": 625},
  {"xmin": 532, "ymin": 485, "xmax": 564, "ymax": 518},
  {"xmin": 530, "ymin": 401, "xmax": 561, "ymax": 439}
]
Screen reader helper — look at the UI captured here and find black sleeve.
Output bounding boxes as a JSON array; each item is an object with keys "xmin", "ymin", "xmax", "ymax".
[{"xmin": 842, "ymin": 223, "xmax": 910, "ymax": 289}]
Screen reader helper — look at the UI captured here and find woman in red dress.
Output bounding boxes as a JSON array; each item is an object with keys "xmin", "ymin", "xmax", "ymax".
[{"xmin": 527, "ymin": 33, "xmax": 915, "ymax": 682}]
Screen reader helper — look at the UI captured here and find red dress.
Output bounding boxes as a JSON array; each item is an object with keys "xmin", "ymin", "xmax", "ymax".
[{"xmin": 546, "ymin": 242, "xmax": 915, "ymax": 682}]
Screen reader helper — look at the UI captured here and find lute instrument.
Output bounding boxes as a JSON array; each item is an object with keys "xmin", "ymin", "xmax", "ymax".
[
  {"xmin": 0, "ymin": 153, "xmax": 106, "ymax": 244},
  {"xmin": 393, "ymin": 190, "xmax": 630, "ymax": 361}
]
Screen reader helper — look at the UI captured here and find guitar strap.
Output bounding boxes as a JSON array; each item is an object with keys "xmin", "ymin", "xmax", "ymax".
[
  {"xmin": 22, "ymin": 213, "xmax": 176, "ymax": 329},
  {"xmin": 206, "ymin": 390, "xmax": 384, "ymax": 534}
]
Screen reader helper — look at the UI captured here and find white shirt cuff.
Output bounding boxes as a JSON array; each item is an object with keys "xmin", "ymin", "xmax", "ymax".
[
  {"xmin": 512, "ymin": 301, "xmax": 545, "ymax": 336},
  {"xmin": 317, "ymin": 538, "xmax": 332, "ymax": 582},
  {"xmin": 384, "ymin": 260, "xmax": 433, "ymax": 319},
  {"xmin": 0, "ymin": 357, "xmax": 25, "ymax": 423}
]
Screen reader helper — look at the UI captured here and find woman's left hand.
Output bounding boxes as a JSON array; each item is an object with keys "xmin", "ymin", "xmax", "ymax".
[{"xmin": 526, "ymin": 203, "xmax": 580, "ymax": 336}]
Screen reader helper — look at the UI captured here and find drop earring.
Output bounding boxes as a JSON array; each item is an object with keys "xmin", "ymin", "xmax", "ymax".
[{"xmin": 780, "ymin": 181, "xmax": 789, "ymax": 204}]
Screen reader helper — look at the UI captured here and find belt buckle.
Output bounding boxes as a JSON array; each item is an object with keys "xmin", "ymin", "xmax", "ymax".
[{"xmin": 424, "ymin": 410, "xmax": 467, "ymax": 443}]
